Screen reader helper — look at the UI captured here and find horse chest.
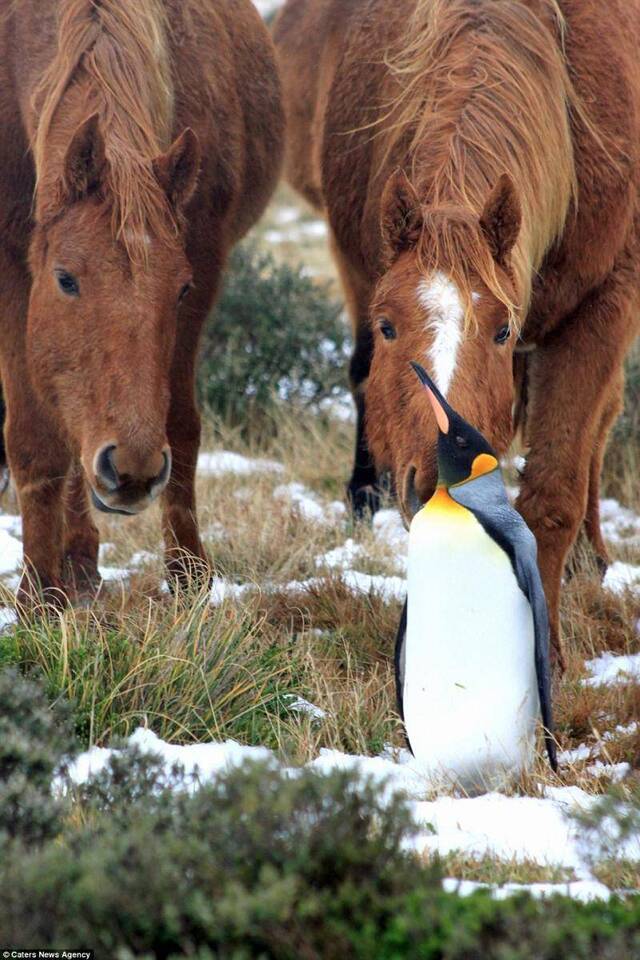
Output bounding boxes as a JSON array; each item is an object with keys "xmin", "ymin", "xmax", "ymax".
[{"xmin": 404, "ymin": 497, "xmax": 538, "ymax": 792}]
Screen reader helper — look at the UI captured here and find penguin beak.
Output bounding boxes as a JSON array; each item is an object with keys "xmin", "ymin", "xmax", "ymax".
[{"xmin": 410, "ymin": 362, "xmax": 450, "ymax": 434}]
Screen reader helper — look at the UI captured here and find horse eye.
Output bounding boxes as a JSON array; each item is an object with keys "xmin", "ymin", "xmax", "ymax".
[
  {"xmin": 178, "ymin": 282, "xmax": 193, "ymax": 305},
  {"xmin": 494, "ymin": 324, "xmax": 511, "ymax": 344},
  {"xmin": 55, "ymin": 271, "xmax": 79, "ymax": 297},
  {"xmin": 378, "ymin": 318, "xmax": 397, "ymax": 340}
]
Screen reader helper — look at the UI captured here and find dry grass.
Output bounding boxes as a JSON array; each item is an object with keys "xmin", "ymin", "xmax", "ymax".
[{"xmin": 433, "ymin": 852, "xmax": 576, "ymax": 886}]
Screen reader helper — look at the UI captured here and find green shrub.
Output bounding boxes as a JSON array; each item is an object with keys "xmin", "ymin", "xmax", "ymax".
[
  {"xmin": 2, "ymin": 670, "xmax": 640, "ymax": 959},
  {"xmin": 2, "ymin": 753, "xmax": 430, "ymax": 958},
  {"xmin": 0, "ymin": 668, "xmax": 74, "ymax": 846},
  {"xmin": 603, "ymin": 342, "xmax": 640, "ymax": 498},
  {"xmin": 198, "ymin": 243, "xmax": 349, "ymax": 427},
  {"xmin": 571, "ymin": 782, "xmax": 640, "ymax": 889},
  {"xmin": 613, "ymin": 345, "xmax": 640, "ymax": 449},
  {"xmin": 2, "ymin": 738, "xmax": 640, "ymax": 959}
]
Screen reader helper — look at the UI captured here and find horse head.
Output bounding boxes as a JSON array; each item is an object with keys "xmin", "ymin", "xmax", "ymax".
[{"xmin": 366, "ymin": 170, "xmax": 522, "ymax": 520}]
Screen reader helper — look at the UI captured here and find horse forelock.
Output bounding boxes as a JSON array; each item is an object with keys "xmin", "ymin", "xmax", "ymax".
[
  {"xmin": 414, "ymin": 206, "xmax": 518, "ymax": 332},
  {"xmin": 380, "ymin": 0, "xmax": 581, "ymax": 315},
  {"xmin": 32, "ymin": 0, "xmax": 176, "ymax": 263}
]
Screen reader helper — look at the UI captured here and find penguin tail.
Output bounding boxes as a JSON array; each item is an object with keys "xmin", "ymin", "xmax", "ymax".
[{"xmin": 544, "ymin": 728, "xmax": 558, "ymax": 773}]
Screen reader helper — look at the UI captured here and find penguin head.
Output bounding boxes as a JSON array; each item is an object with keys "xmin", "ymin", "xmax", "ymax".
[{"xmin": 410, "ymin": 362, "xmax": 499, "ymax": 488}]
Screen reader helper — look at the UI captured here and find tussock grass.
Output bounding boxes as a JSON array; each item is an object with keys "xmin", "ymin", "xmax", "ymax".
[
  {"xmin": 0, "ymin": 585, "xmax": 302, "ymax": 748},
  {"xmin": 434, "ymin": 852, "xmax": 576, "ymax": 886}
]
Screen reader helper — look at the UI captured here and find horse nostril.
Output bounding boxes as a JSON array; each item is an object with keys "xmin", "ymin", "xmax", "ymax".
[
  {"xmin": 151, "ymin": 448, "xmax": 172, "ymax": 491},
  {"xmin": 403, "ymin": 465, "xmax": 423, "ymax": 520},
  {"xmin": 94, "ymin": 443, "xmax": 120, "ymax": 492}
]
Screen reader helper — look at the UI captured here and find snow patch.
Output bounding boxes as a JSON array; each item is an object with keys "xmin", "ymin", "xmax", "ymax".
[
  {"xmin": 66, "ymin": 728, "xmax": 633, "ymax": 892},
  {"xmin": 209, "ymin": 578, "xmax": 255, "ymax": 605},
  {"xmin": 98, "ymin": 566, "xmax": 131, "ymax": 583},
  {"xmin": 197, "ymin": 451, "xmax": 284, "ymax": 477},
  {"xmin": 316, "ymin": 538, "xmax": 365, "ymax": 571},
  {"xmin": 264, "ymin": 220, "xmax": 327, "ymax": 245},
  {"xmin": 284, "ymin": 572, "xmax": 406, "ymax": 604},
  {"xmin": 584, "ymin": 651, "xmax": 640, "ymax": 686},
  {"xmin": 67, "ymin": 727, "xmax": 274, "ymax": 785},
  {"xmin": 0, "ymin": 607, "xmax": 17, "ymax": 633},
  {"xmin": 0, "ymin": 514, "xmax": 21, "ymax": 537},
  {"xmin": 600, "ymin": 498, "xmax": 640, "ymax": 546},
  {"xmin": 603, "ymin": 561, "xmax": 640, "ymax": 596},
  {"xmin": 274, "ymin": 482, "xmax": 345, "ymax": 525},
  {"xmin": 0, "ymin": 529, "xmax": 23, "ymax": 575},
  {"xmin": 286, "ymin": 696, "xmax": 327, "ymax": 721},
  {"xmin": 442, "ymin": 877, "xmax": 611, "ymax": 902},
  {"xmin": 252, "ymin": 0, "xmax": 284, "ymax": 18}
]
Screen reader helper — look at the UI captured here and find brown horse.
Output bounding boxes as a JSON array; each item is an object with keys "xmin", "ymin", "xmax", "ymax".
[
  {"xmin": 0, "ymin": 0, "xmax": 283, "ymax": 602},
  {"xmin": 275, "ymin": 0, "xmax": 640, "ymax": 665}
]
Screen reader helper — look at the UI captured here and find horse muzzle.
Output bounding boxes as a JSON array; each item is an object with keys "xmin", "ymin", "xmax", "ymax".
[{"xmin": 89, "ymin": 442, "xmax": 172, "ymax": 515}]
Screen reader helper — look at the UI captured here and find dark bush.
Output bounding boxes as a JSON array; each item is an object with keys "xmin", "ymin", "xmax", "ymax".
[
  {"xmin": 1, "ymin": 754, "xmax": 429, "ymax": 958},
  {"xmin": 198, "ymin": 243, "xmax": 349, "ymax": 427},
  {"xmin": 613, "ymin": 345, "xmax": 640, "ymax": 450},
  {"xmin": 1, "ymin": 742, "xmax": 640, "ymax": 959},
  {"xmin": 0, "ymin": 668, "xmax": 74, "ymax": 846},
  {"xmin": 604, "ymin": 342, "xmax": 640, "ymax": 495},
  {"xmin": 2, "ymin": 671, "xmax": 640, "ymax": 959}
]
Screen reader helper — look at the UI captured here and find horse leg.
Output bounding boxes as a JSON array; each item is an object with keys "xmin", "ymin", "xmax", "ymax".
[
  {"xmin": 582, "ymin": 373, "xmax": 624, "ymax": 575},
  {"xmin": 62, "ymin": 461, "xmax": 100, "ymax": 595},
  {"xmin": 517, "ymin": 274, "xmax": 637, "ymax": 669},
  {"xmin": 0, "ymin": 385, "xmax": 8, "ymax": 493},
  {"xmin": 161, "ymin": 263, "xmax": 219, "ymax": 589},
  {"xmin": 330, "ymin": 237, "xmax": 378, "ymax": 516},
  {"xmin": 0, "ymin": 252, "xmax": 71, "ymax": 607}
]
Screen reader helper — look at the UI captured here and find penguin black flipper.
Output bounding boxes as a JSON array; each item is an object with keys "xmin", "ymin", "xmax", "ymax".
[
  {"xmin": 450, "ymin": 473, "xmax": 557, "ymax": 772},
  {"xmin": 394, "ymin": 598, "xmax": 413, "ymax": 751}
]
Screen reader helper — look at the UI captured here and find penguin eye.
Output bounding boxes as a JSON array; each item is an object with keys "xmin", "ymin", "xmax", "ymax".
[
  {"xmin": 455, "ymin": 435, "xmax": 469, "ymax": 449},
  {"xmin": 494, "ymin": 324, "xmax": 511, "ymax": 344},
  {"xmin": 378, "ymin": 317, "xmax": 397, "ymax": 340}
]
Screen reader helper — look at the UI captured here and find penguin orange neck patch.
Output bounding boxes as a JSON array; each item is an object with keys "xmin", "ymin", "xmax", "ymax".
[
  {"xmin": 420, "ymin": 486, "xmax": 469, "ymax": 519},
  {"xmin": 468, "ymin": 453, "xmax": 499, "ymax": 480}
]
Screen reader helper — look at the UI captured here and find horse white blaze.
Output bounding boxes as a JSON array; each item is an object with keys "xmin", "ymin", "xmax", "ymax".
[{"xmin": 417, "ymin": 272, "xmax": 464, "ymax": 396}]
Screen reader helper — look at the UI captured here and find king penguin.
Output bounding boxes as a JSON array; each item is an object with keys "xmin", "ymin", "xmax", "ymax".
[{"xmin": 396, "ymin": 362, "xmax": 557, "ymax": 793}]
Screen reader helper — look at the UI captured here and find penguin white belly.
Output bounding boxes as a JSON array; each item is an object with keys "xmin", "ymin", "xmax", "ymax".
[{"xmin": 404, "ymin": 492, "xmax": 539, "ymax": 793}]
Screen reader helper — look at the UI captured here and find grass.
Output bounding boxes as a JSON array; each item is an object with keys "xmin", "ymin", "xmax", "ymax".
[
  {"xmin": 1, "ymin": 191, "xmax": 640, "ymax": 891},
  {"xmin": 435, "ymin": 852, "xmax": 576, "ymax": 886},
  {"xmin": 0, "ymin": 587, "xmax": 300, "ymax": 749}
]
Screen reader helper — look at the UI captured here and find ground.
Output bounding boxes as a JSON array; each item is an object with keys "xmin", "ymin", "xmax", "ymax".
[{"xmin": 2, "ymin": 11, "xmax": 640, "ymax": 895}]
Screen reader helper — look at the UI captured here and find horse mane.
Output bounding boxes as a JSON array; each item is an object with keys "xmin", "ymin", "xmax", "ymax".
[
  {"xmin": 32, "ymin": 0, "xmax": 176, "ymax": 261},
  {"xmin": 381, "ymin": 0, "xmax": 580, "ymax": 324}
]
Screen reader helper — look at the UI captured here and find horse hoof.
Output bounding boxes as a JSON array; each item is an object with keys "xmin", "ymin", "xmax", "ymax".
[
  {"xmin": 347, "ymin": 483, "xmax": 382, "ymax": 519},
  {"xmin": 63, "ymin": 552, "xmax": 102, "ymax": 601},
  {"xmin": 165, "ymin": 549, "xmax": 213, "ymax": 596},
  {"xmin": 16, "ymin": 573, "xmax": 69, "ymax": 620}
]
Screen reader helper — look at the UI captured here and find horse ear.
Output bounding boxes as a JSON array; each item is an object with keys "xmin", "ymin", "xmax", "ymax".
[
  {"xmin": 380, "ymin": 169, "xmax": 423, "ymax": 264},
  {"xmin": 62, "ymin": 113, "xmax": 107, "ymax": 201},
  {"xmin": 153, "ymin": 128, "xmax": 200, "ymax": 211},
  {"xmin": 479, "ymin": 174, "xmax": 521, "ymax": 268}
]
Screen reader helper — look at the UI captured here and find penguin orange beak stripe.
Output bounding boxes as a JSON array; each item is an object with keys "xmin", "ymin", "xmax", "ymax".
[{"xmin": 410, "ymin": 361, "xmax": 450, "ymax": 434}]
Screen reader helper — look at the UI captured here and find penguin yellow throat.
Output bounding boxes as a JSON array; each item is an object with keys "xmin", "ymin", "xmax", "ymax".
[
  {"xmin": 421, "ymin": 454, "xmax": 500, "ymax": 520},
  {"xmin": 421, "ymin": 486, "xmax": 468, "ymax": 520}
]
